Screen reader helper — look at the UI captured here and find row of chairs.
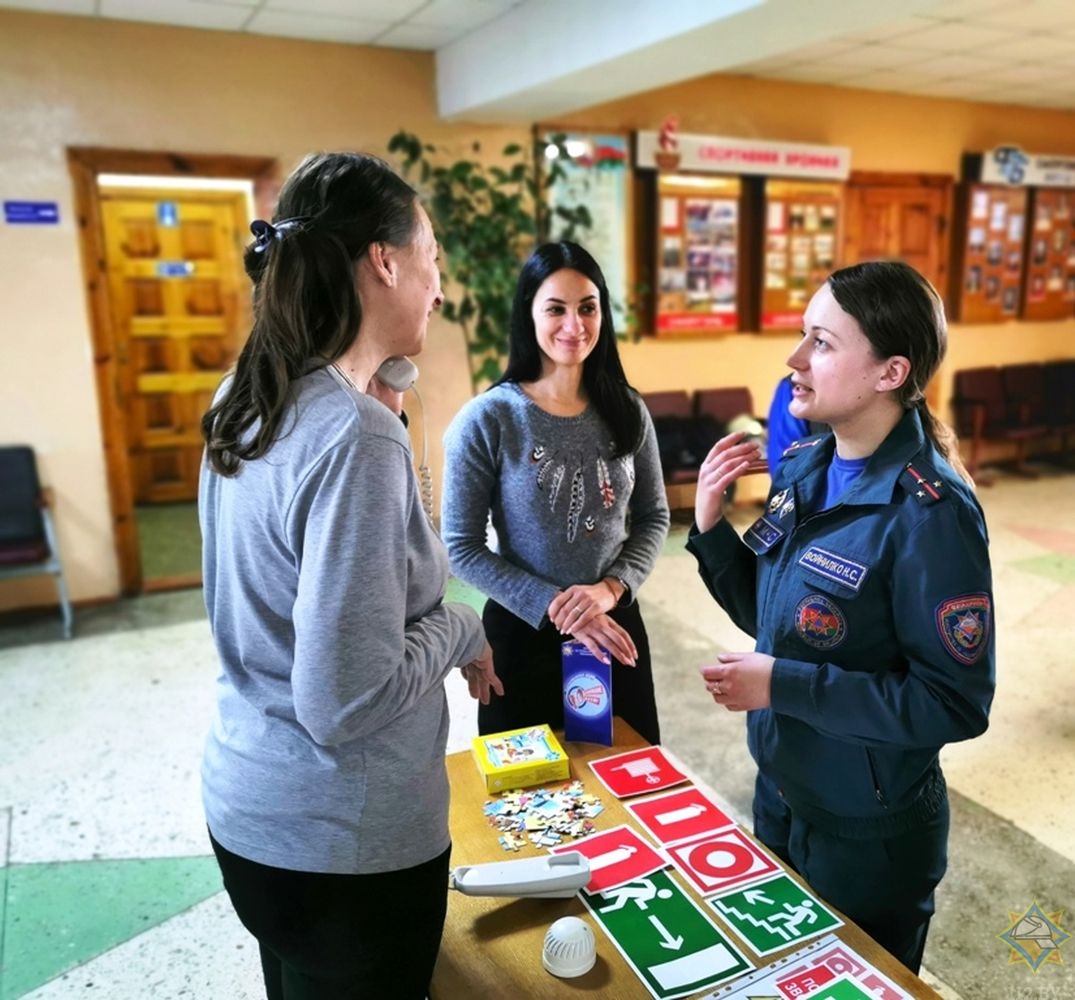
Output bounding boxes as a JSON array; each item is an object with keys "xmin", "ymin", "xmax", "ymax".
[
  {"xmin": 951, "ymin": 361, "xmax": 1075, "ymax": 478},
  {"xmin": 642, "ymin": 387, "xmax": 765, "ymax": 486}
]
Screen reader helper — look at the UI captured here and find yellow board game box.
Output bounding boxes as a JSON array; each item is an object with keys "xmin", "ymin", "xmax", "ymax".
[{"xmin": 471, "ymin": 724, "xmax": 570, "ymax": 793}]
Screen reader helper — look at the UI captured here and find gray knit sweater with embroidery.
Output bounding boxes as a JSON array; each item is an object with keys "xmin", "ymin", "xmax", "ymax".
[{"xmin": 442, "ymin": 382, "xmax": 670, "ymax": 628}]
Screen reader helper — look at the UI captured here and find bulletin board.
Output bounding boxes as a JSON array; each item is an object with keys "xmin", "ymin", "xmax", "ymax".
[
  {"xmin": 654, "ymin": 174, "xmax": 742, "ymax": 335},
  {"xmin": 761, "ymin": 179, "xmax": 843, "ymax": 331},
  {"xmin": 540, "ymin": 131, "xmax": 633, "ymax": 330},
  {"xmin": 953, "ymin": 183, "xmax": 1028, "ymax": 323},
  {"xmin": 1021, "ymin": 187, "xmax": 1075, "ymax": 321}
]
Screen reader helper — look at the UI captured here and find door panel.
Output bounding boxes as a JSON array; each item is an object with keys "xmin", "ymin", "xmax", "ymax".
[
  {"xmin": 100, "ymin": 190, "xmax": 249, "ymax": 503},
  {"xmin": 844, "ymin": 182, "xmax": 950, "ymax": 296}
]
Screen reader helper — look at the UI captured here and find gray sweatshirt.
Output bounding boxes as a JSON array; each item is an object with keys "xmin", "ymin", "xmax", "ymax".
[
  {"xmin": 199, "ymin": 367, "xmax": 486, "ymax": 875},
  {"xmin": 441, "ymin": 382, "xmax": 670, "ymax": 628}
]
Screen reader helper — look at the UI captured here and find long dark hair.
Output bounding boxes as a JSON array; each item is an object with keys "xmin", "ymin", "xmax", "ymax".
[
  {"xmin": 826, "ymin": 260, "xmax": 953, "ymax": 461},
  {"xmin": 202, "ymin": 152, "xmax": 418, "ymax": 476},
  {"xmin": 496, "ymin": 241, "xmax": 641, "ymax": 457}
]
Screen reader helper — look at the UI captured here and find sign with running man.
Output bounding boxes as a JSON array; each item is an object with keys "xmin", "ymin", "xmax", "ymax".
[
  {"xmin": 581, "ymin": 869, "xmax": 753, "ymax": 999},
  {"xmin": 707, "ymin": 872, "xmax": 842, "ymax": 957}
]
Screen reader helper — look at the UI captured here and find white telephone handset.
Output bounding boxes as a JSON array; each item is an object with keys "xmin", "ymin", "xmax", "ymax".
[{"xmin": 375, "ymin": 356, "xmax": 419, "ymax": 392}]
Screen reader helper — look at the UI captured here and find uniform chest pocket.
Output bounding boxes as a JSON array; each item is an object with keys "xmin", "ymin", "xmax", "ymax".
[{"xmin": 796, "ymin": 544, "xmax": 871, "ymax": 599}]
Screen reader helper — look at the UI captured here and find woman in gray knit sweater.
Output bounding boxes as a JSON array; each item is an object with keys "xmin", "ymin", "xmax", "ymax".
[
  {"xmin": 199, "ymin": 152, "xmax": 501, "ymax": 1000},
  {"xmin": 442, "ymin": 242, "xmax": 670, "ymax": 744}
]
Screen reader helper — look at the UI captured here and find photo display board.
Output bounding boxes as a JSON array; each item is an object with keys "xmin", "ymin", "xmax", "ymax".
[
  {"xmin": 1022, "ymin": 187, "xmax": 1075, "ymax": 320},
  {"xmin": 542, "ymin": 132, "xmax": 632, "ymax": 329},
  {"xmin": 956, "ymin": 183, "xmax": 1028, "ymax": 323},
  {"xmin": 762, "ymin": 179, "xmax": 843, "ymax": 330},
  {"xmin": 655, "ymin": 175, "xmax": 741, "ymax": 335}
]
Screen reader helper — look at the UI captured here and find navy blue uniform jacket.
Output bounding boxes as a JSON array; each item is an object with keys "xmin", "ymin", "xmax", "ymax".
[{"xmin": 688, "ymin": 409, "xmax": 995, "ymax": 838}]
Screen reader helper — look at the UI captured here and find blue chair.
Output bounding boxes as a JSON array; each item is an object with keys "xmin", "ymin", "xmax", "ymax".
[{"xmin": 0, "ymin": 446, "xmax": 73, "ymax": 638}]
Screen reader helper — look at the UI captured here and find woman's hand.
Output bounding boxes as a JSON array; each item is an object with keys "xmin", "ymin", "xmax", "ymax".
[
  {"xmin": 699, "ymin": 651, "xmax": 774, "ymax": 711},
  {"xmin": 461, "ymin": 644, "xmax": 504, "ymax": 705},
  {"xmin": 572, "ymin": 613, "xmax": 638, "ymax": 667},
  {"xmin": 695, "ymin": 431, "xmax": 764, "ymax": 534},
  {"xmin": 548, "ymin": 581, "xmax": 619, "ymax": 634}
]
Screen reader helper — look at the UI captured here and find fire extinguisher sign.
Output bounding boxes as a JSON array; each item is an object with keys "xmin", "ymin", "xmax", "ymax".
[{"xmin": 588, "ymin": 746, "xmax": 689, "ymax": 799}]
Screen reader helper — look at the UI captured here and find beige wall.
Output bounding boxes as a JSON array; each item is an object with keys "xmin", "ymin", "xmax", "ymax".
[
  {"xmin": 0, "ymin": 10, "xmax": 525, "ymax": 612},
  {"xmin": 1, "ymin": 10, "xmax": 1073, "ymax": 612}
]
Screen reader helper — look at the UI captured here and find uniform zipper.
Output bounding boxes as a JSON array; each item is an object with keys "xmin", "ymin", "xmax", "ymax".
[{"xmin": 864, "ymin": 748, "xmax": 888, "ymax": 807}]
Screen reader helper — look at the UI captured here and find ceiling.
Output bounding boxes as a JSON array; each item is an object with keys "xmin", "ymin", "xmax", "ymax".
[{"xmin": 3, "ymin": 0, "xmax": 1075, "ymax": 120}]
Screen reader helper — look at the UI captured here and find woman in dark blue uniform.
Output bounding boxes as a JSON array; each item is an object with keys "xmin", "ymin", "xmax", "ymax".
[{"xmin": 687, "ymin": 261, "xmax": 995, "ymax": 974}]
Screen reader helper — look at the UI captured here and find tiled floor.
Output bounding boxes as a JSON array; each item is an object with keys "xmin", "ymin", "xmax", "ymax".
[{"xmin": 1, "ymin": 466, "xmax": 1072, "ymax": 998}]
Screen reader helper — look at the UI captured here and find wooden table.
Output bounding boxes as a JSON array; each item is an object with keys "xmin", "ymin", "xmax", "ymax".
[{"xmin": 432, "ymin": 719, "xmax": 940, "ymax": 999}]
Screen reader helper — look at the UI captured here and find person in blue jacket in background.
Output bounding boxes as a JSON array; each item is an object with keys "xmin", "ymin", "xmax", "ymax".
[
  {"xmin": 687, "ymin": 260, "xmax": 994, "ymax": 974},
  {"xmin": 765, "ymin": 373, "xmax": 812, "ymax": 472}
]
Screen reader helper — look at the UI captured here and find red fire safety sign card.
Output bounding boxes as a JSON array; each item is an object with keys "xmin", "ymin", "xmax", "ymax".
[
  {"xmin": 588, "ymin": 746, "xmax": 689, "ymax": 799},
  {"xmin": 550, "ymin": 824, "xmax": 667, "ymax": 894},
  {"xmin": 626, "ymin": 786, "xmax": 736, "ymax": 845},
  {"xmin": 665, "ymin": 826, "xmax": 781, "ymax": 896}
]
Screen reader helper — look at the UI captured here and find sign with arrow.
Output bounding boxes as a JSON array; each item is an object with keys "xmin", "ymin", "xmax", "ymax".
[
  {"xmin": 581, "ymin": 869, "xmax": 753, "ymax": 999},
  {"xmin": 626, "ymin": 786, "xmax": 735, "ymax": 845},
  {"xmin": 708, "ymin": 872, "xmax": 842, "ymax": 956},
  {"xmin": 550, "ymin": 824, "xmax": 666, "ymax": 893}
]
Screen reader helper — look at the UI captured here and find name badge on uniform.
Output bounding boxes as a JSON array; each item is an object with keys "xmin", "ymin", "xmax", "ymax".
[
  {"xmin": 798, "ymin": 546, "xmax": 869, "ymax": 592},
  {"xmin": 746, "ymin": 515, "xmax": 786, "ymax": 554}
]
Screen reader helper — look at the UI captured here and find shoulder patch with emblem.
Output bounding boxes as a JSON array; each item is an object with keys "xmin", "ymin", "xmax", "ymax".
[{"xmin": 935, "ymin": 593, "xmax": 991, "ymax": 665}]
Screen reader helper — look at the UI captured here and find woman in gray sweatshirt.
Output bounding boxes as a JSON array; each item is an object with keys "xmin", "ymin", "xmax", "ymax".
[{"xmin": 199, "ymin": 152, "xmax": 500, "ymax": 1000}]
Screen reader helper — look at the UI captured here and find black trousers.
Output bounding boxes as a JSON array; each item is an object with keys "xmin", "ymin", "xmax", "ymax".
[
  {"xmin": 478, "ymin": 598, "xmax": 660, "ymax": 745},
  {"xmin": 752, "ymin": 771, "xmax": 949, "ymax": 975},
  {"xmin": 209, "ymin": 831, "xmax": 450, "ymax": 1000}
]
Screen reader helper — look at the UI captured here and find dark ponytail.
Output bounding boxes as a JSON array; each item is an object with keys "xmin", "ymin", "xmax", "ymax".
[{"xmin": 202, "ymin": 153, "xmax": 418, "ymax": 476}]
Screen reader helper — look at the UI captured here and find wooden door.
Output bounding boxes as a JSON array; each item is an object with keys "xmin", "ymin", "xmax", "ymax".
[
  {"xmin": 843, "ymin": 174, "xmax": 952, "ymax": 301},
  {"xmin": 100, "ymin": 189, "xmax": 249, "ymax": 503}
]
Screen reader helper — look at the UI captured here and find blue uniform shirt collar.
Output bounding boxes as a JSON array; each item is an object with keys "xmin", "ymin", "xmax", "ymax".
[{"xmin": 785, "ymin": 409, "xmax": 929, "ymax": 508}]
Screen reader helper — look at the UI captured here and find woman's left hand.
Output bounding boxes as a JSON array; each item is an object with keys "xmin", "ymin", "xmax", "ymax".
[
  {"xmin": 549, "ymin": 582, "xmax": 617, "ymax": 634},
  {"xmin": 699, "ymin": 651, "xmax": 774, "ymax": 711},
  {"xmin": 461, "ymin": 644, "xmax": 504, "ymax": 705}
]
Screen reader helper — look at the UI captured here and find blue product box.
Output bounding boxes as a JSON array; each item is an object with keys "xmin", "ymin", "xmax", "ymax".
[{"xmin": 561, "ymin": 640, "xmax": 613, "ymax": 746}]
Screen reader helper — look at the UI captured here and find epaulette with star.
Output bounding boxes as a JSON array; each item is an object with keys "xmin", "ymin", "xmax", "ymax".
[{"xmin": 899, "ymin": 458, "xmax": 947, "ymax": 505}]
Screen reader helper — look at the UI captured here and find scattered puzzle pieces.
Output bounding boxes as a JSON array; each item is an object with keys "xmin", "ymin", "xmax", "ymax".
[{"xmin": 483, "ymin": 780, "xmax": 604, "ymax": 851}]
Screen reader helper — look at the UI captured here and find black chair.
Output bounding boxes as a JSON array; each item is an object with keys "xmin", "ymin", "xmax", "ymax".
[
  {"xmin": 0, "ymin": 446, "xmax": 73, "ymax": 638},
  {"xmin": 1043, "ymin": 359, "xmax": 1075, "ymax": 460},
  {"xmin": 952, "ymin": 367, "xmax": 1049, "ymax": 479},
  {"xmin": 642, "ymin": 391, "xmax": 699, "ymax": 485}
]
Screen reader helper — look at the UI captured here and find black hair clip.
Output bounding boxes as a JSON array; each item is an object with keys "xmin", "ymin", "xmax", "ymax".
[{"xmin": 250, "ymin": 216, "xmax": 311, "ymax": 253}]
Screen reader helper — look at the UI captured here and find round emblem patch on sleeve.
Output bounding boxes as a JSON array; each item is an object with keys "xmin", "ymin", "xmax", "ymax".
[
  {"xmin": 794, "ymin": 594, "xmax": 847, "ymax": 649},
  {"xmin": 935, "ymin": 593, "xmax": 991, "ymax": 665}
]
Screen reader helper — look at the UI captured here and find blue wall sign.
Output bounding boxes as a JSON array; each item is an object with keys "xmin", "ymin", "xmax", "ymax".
[
  {"xmin": 157, "ymin": 201, "xmax": 178, "ymax": 227},
  {"xmin": 157, "ymin": 261, "xmax": 195, "ymax": 277},
  {"xmin": 4, "ymin": 201, "xmax": 60, "ymax": 225}
]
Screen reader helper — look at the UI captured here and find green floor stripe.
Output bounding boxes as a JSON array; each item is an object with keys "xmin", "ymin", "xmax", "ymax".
[
  {"xmin": 444, "ymin": 577, "xmax": 486, "ymax": 615},
  {"xmin": 1, "ymin": 856, "xmax": 222, "ymax": 1000},
  {"xmin": 1012, "ymin": 553, "xmax": 1075, "ymax": 585}
]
